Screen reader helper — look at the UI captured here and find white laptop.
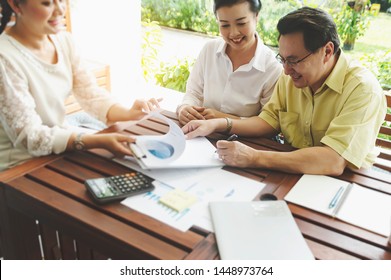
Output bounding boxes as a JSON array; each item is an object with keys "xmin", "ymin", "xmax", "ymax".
[{"xmin": 209, "ymin": 201, "xmax": 314, "ymax": 260}]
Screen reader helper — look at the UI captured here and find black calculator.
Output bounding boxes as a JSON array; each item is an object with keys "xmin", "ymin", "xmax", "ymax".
[{"xmin": 85, "ymin": 172, "xmax": 155, "ymax": 204}]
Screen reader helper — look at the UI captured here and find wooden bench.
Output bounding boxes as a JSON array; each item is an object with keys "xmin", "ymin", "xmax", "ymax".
[{"xmin": 374, "ymin": 91, "xmax": 391, "ymax": 172}]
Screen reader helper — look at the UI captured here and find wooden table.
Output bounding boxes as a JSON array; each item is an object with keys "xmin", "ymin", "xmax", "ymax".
[{"xmin": 1, "ymin": 110, "xmax": 390, "ymax": 260}]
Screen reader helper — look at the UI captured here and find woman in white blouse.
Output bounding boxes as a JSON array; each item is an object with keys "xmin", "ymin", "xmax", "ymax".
[
  {"xmin": 0, "ymin": 0, "xmax": 160, "ymax": 171},
  {"xmin": 177, "ymin": 0, "xmax": 282, "ymax": 125}
]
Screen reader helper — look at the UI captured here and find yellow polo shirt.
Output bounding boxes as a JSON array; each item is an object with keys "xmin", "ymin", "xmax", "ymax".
[{"xmin": 260, "ymin": 52, "xmax": 387, "ymax": 169}]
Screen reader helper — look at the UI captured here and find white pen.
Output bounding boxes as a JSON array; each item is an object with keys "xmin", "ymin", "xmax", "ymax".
[{"xmin": 129, "ymin": 143, "xmax": 146, "ymax": 159}]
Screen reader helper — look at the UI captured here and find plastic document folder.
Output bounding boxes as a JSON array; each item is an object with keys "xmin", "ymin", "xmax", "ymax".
[{"xmin": 209, "ymin": 201, "xmax": 314, "ymax": 260}]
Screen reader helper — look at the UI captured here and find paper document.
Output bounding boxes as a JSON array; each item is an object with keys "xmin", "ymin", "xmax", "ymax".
[
  {"xmin": 115, "ymin": 157, "xmax": 222, "ymax": 189},
  {"xmin": 121, "ymin": 168, "xmax": 265, "ymax": 232},
  {"xmin": 129, "ymin": 111, "xmax": 184, "ymax": 169},
  {"xmin": 127, "ymin": 112, "xmax": 223, "ymax": 169},
  {"xmin": 210, "ymin": 201, "xmax": 314, "ymax": 260},
  {"xmin": 284, "ymin": 174, "xmax": 391, "ymax": 237}
]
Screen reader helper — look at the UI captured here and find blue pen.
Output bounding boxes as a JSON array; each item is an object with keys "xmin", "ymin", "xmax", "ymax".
[
  {"xmin": 224, "ymin": 189, "xmax": 235, "ymax": 198},
  {"xmin": 328, "ymin": 186, "xmax": 344, "ymax": 209}
]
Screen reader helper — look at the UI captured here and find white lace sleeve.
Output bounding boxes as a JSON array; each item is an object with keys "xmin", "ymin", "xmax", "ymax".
[
  {"xmin": 0, "ymin": 56, "xmax": 70, "ymax": 156},
  {"xmin": 66, "ymin": 34, "xmax": 116, "ymax": 123}
]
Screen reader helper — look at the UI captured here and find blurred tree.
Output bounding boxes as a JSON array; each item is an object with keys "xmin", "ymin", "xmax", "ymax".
[{"xmin": 335, "ymin": 0, "xmax": 370, "ymax": 50}]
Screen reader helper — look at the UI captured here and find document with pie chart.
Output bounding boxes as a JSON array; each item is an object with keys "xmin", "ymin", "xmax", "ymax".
[{"xmin": 128, "ymin": 111, "xmax": 224, "ymax": 169}]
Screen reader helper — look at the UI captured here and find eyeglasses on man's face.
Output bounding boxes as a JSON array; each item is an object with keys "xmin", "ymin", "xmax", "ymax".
[{"xmin": 275, "ymin": 52, "xmax": 313, "ymax": 67}]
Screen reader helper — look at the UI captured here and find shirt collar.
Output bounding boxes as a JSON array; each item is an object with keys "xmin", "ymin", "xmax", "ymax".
[
  {"xmin": 252, "ymin": 33, "xmax": 268, "ymax": 72},
  {"xmin": 216, "ymin": 38, "xmax": 226, "ymax": 55},
  {"xmin": 321, "ymin": 50, "xmax": 348, "ymax": 95},
  {"xmin": 216, "ymin": 33, "xmax": 268, "ymax": 72}
]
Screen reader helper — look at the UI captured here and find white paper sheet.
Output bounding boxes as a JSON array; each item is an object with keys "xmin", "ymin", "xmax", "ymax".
[
  {"xmin": 120, "ymin": 168, "xmax": 265, "ymax": 232},
  {"xmin": 337, "ymin": 185, "xmax": 391, "ymax": 237},
  {"xmin": 129, "ymin": 111, "xmax": 185, "ymax": 169},
  {"xmin": 284, "ymin": 175, "xmax": 351, "ymax": 216},
  {"xmin": 114, "ymin": 157, "xmax": 221, "ymax": 189},
  {"xmin": 128, "ymin": 112, "xmax": 223, "ymax": 169},
  {"xmin": 285, "ymin": 174, "xmax": 391, "ymax": 236}
]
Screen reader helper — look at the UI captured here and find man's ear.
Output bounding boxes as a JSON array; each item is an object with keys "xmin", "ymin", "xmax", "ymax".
[{"xmin": 324, "ymin": 41, "xmax": 334, "ymax": 62}]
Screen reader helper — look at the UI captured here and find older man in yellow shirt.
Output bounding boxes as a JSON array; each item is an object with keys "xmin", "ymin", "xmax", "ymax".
[{"xmin": 182, "ymin": 7, "xmax": 386, "ymax": 175}]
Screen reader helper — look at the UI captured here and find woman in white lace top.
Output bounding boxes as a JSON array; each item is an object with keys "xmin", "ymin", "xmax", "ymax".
[{"xmin": 0, "ymin": 0, "xmax": 160, "ymax": 171}]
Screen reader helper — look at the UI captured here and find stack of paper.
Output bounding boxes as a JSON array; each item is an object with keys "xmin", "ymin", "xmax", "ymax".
[{"xmin": 120, "ymin": 168, "xmax": 265, "ymax": 232}]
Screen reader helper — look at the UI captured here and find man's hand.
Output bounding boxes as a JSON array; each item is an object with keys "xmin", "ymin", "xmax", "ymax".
[{"xmin": 216, "ymin": 140, "xmax": 256, "ymax": 167}]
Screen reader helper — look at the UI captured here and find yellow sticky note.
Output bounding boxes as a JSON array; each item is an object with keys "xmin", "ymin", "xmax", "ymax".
[{"xmin": 159, "ymin": 189, "xmax": 198, "ymax": 212}]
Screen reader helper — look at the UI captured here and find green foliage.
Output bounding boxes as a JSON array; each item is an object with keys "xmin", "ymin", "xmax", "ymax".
[
  {"xmin": 358, "ymin": 50, "xmax": 391, "ymax": 90},
  {"xmin": 304, "ymin": 0, "xmax": 341, "ymax": 9},
  {"xmin": 141, "ymin": 20, "xmax": 163, "ymax": 83},
  {"xmin": 142, "ymin": 0, "xmax": 219, "ymax": 35},
  {"xmin": 142, "ymin": 0, "xmax": 299, "ymax": 46},
  {"xmin": 141, "ymin": 20, "xmax": 194, "ymax": 93},
  {"xmin": 333, "ymin": 1, "xmax": 371, "ymax": 49},
  {"xmin": 358, "ymin": 50, "xmax": 391, "ymax": 141},
  {"xmin": 258, "ymin": 0, "xmax": 299, "ymax": 46},
  {"xmin": 155, "ymin": 58, "xmax": 195, "ymax": 93}
]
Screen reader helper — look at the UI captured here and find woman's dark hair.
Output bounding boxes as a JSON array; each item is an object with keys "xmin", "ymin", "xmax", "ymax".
[
  {"xmin": 0, "ymin": 0, "xmax": 23, "ymax": 34},
  {"xmin": 277, "ymin": 7, "xmax": 340, "ymax": 54},
  {"xmin": 213, "ymin": 0, "xmax": 262, "ymax": 15}
]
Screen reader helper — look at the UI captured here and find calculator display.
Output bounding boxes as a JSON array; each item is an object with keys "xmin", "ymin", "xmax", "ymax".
[{"xmin": 87, "ymin": 178, "xmax": 117, "ymax": 198}]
